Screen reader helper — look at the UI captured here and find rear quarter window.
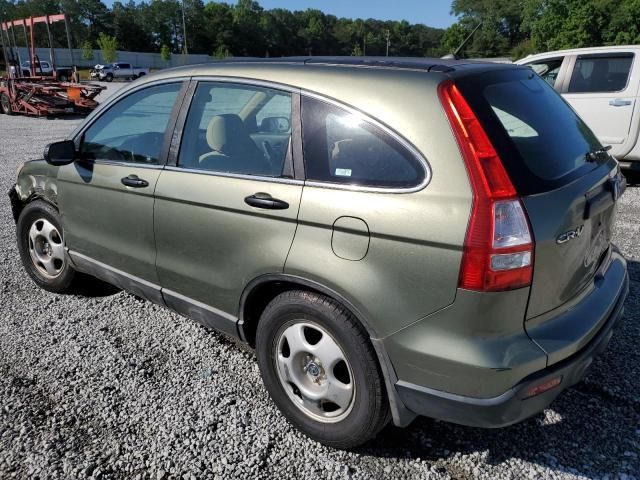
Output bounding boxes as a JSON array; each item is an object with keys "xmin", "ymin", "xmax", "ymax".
[{"xmin": 301, "ymin": 96, "xmax": 426, "ymax": 189}]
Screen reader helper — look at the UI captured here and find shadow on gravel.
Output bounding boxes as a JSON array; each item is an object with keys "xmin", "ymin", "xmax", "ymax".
[
  {"xmin": 69, "ymin": 273, "xmax": 121, "ymax": 297},
  {"xmin": 361, "ymin": 260, "xmax": 640, "ymax": 479}
]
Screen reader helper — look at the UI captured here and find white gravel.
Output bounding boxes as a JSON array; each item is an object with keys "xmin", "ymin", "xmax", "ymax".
[{"xmin": 0, "ymin": 83, "xmax": 639, "ymax": 479}]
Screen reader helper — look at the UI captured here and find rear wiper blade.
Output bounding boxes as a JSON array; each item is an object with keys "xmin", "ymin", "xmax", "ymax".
[{"xmin": 586, "ymin": 145, "xmax": 612, "ymax": 162}]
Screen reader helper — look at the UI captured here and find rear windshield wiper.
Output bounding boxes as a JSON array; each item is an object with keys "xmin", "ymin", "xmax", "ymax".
[{"xmin": 586, "ymin": 145, "xmax": 612, "ymax": 162}]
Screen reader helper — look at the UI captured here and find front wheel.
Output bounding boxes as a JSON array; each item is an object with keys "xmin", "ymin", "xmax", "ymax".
[
  {"xmin": 256, "ymin": 291, "xmax": 390, "ymax": 448},
  {"xmin": 1, "ymin": 93, "xmax": 13, "ymax": 115},
  {"xmin": 16, "ymin": 200, "xmax": 76, "ymax": 293},
  {"xmin": 105, "ymin": 73, "xmax": 113, "ymax": 82}
]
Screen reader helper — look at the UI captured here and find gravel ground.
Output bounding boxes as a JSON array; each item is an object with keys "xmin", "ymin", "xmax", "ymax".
[{"xmin": 0, "ymin": 83, "xmax": 639, "ymax": 480}]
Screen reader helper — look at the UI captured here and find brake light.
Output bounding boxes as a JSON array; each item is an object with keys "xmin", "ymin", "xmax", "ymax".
[{"xmin": 438, "ymin": 81, "xmax": 534, "ymax": 292}]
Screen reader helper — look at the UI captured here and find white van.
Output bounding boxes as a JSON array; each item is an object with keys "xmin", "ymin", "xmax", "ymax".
[{"xmin": 516, "ymin": 46, "xmax": 640, "ymax": 170}]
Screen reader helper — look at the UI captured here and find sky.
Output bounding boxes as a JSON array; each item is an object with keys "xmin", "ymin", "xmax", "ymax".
[{"xmin": 102, "ymin": 0, "xmax": 458, "ymax": 29}]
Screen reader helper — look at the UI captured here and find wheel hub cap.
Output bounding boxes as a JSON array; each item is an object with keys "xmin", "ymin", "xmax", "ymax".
[
  {"xmin": 27, "ymin": 218, "xmax": 65, "ymax": 279},
  {"xmin": 274, "ymin": 321, "xmax": 355, "ymax": 423}
]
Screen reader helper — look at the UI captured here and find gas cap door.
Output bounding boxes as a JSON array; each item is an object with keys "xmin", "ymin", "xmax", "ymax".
[{"xmin": 331, "ymin": 216, "xmax": 370, "ymax": 261}]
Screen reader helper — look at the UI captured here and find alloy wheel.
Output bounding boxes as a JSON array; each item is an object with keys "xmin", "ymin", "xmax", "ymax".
[
  {"xmin": 274, "ymin": 321, "xmax": 355, "ymax": 423},
  {"xmin": 27, "ymin": 218, "xmax": 65, "ymax": 278}
]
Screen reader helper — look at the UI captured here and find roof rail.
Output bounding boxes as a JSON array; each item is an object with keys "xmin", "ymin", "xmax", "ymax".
[{"xmin": 216, "ymin": 56, "xmax": 456, "ymax": 72}]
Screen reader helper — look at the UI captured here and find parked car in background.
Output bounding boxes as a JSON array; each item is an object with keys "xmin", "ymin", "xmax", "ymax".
[
  {"xmin": 10, "ymin": 58, "xmax": 629, "ymax": 448},
  {"xmin": 19, "ymin": 60, "xmax": 74, "ymax": 82},
  {"xmin": 90, "ymin": 62, "xmax": 149, "ymax": 82},
  {"xmin": 517, "ymin": 46, "xmax": 640, "ymax": 171},
  {"xmin": 20, "ymin": 60, "xmax": 53, "ymax": 76}
]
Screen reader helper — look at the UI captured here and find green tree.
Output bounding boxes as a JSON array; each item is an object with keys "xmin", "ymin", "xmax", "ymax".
[
  {"xmin": 232, "ymin": 0, "xmax": 264, "ymax": 56},
  {"xmin": 204, "ymin": 2, "xmax": 235, "ymax": 57},
  {"xmin": 111, "ymin": 1, "xmax": 153, "ymax": 52},
  {"xmin": 522, "ymin": 0, "xmax": 614, "ymax": 52},
  {"xmin": 160, "ymin": 44, "xmax": 171, "ymax": 65},
  {"xmin": 213, "ymin": 44, "xmax": 231, "ymax": 59},
  {"xmin": 81, "ymin": 39, "xmax": 94, "ymax": 61},
  {"xmin": 96, "ymin": 32, "xmax": 117, "ymax": 63}
]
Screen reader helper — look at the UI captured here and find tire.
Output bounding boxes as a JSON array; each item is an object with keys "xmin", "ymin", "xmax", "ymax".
[
  {"xmin": 1, "ymin": 93, "xmax": 13, "ymax": 115},
  {"xmin": 16, "ymin": 200, "xmax": 76, "ymax": 293},
  {"xmin": 138, "ymin": 72, "xmax": 146, "ymax": 78},
  {"xmin": 255, "ymin": 290, "xmax": 390, "ymax": 448},
  {"xmin": 105, "ymin": 73, "xmax": 113, "ymax": 82},
  {"xmin": 58, "ymin": 74, "xmax": 68, "ymax": 82}
]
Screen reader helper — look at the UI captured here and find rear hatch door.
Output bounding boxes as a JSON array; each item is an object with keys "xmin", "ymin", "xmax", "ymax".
[{"xmin": 456, "ymin": 68, "xmax": 624, "ymax": 319}]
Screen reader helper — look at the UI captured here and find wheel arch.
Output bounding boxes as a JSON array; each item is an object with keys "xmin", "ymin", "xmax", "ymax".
[
  {"xmin": 238, "ymin": 274, "xmax": 378, "ymax": 347},
  {"xmin": 10, "ymin": 188, "xmax": 58, "ymax": 224},
  {"xmin": 238, "ymin": 273, "xmax": 417, "ymax": 427}
]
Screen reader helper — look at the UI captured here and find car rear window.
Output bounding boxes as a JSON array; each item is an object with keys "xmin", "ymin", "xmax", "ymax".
[{"xmin": 455, "ymin": 68, "xmax": 604, "ymax": 195}]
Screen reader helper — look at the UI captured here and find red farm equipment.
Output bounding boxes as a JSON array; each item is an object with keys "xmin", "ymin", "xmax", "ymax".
[{"xmin": 0, "ymin": 14, "xmax": 105, "ymax": 116}]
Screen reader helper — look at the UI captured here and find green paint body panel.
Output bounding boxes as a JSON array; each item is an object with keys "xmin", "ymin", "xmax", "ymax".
[
  {"xmin": 331, "ymin": 216, "xmax": 370, "ymax": 261},
  {"xmin": 11, "ymin": 59, "xmax": 629, "ymax": 427},
  {"xmin": 383, "ymin": 287, "xmax": 546, "ymax": 398},
  {"xmin": 57, "ymin": 162, "xmax": 161, "ymax": 283},
  {"xmin": 154, "ymin": 170, "xmax": 302, "ymax": 316}
]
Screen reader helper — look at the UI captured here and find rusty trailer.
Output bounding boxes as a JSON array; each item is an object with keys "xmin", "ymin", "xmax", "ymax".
[{"xmin": 0, "ymin": 14, "xmax": 105, "ymax": 116}]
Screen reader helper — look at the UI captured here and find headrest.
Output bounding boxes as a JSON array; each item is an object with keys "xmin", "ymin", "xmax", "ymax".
[{"xmin": 206, "ymin": 114, "xmax": 247, "ymax": 154}]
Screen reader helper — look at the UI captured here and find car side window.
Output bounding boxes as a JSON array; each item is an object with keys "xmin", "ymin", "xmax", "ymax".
[
  {"xmin": 301, "ymin": 96, "xmax": 425, "ymax": 188},
  {"xmin": 527, "ymin": 58, "xmax": 563, "ymax": 87},
  {"xmin": 177, "ymin": 82, "xmax": 292, "ymax": 177},
  {"xmin": 568, "ymin": 54, "xmax": 634, "ymax": 93},
  {"xmin": 81, "ymin": 82, "xmax": 182, "ymax": 165}
]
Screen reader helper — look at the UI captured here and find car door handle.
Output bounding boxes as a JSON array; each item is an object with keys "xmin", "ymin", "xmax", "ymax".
[
  {"xmin": 609, "ymin": 99, "xmax": 632, "ymax": 107},
  {"xmin": 244, "ymin": 192, "xmax": 289, "ymax": 210},
  {"xmin": 121, "ymin": 175, "xmax": 149, "ymax": 188}
]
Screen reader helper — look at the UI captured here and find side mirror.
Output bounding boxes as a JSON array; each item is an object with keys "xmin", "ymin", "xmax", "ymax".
[
  {"xmin": 44, "ymin": 140, "xmax": 76, "ymax": 166},
  {"xmin": 260, "ymin": 116, "xmax": 290, "ymax": 133}
]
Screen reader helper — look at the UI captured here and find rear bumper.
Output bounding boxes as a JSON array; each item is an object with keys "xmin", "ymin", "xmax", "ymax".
[{"xmin": 391, "ymin": 250, "xmax": 629, "ymax": 428}]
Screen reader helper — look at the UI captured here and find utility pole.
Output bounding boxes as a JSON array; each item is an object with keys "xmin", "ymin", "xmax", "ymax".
[
  {"xmin": 385, "ymin": 29, "xmax": 390, "ymax": 56},
  {"xmin": 181, "ymin": 0, "xmax": 188, "ymax": 54}
]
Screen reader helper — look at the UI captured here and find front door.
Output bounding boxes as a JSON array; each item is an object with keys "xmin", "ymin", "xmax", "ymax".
[
  {"xmin": 57, "ymin": 81, "xmax": 185, "ymax": 294},
  {"xmin": 563, "ymin": 52, "xmax": 638, "ymax": 158},
  {"xmin": 154, "ymin": 80, "xmax": 302, "ymax": 328}
]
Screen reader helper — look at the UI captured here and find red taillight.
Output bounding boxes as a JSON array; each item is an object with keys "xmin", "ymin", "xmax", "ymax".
[{"xmin": 438, "ymin": 80, "xmax": 534, "ymax": 292}]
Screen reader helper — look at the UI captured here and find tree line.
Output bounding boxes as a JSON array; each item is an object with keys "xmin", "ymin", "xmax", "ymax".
[
  {"xmin": 444, "ymin": 0, "xmax": 640, "ymax": 60},
  {"xmin": 2, "ymin": 0, "xmax": 638, "ymax": 63},
  {"xmin": 0, "ymin": 0, "xmax": 446, "ymax": 59}
]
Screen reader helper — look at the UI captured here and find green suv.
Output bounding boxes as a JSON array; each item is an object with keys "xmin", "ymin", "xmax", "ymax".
[{"xmin": 9, "ymin": 58, "xmax": 630, "ymax": 448}]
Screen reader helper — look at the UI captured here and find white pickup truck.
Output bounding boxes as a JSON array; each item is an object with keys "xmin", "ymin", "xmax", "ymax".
[
  {"xmin": 90, "ymin": 63, "xmax": 149, "ymax": 82},
  {"xmin": 517, "ymin": 46, "xmax": 640, "ymax": 171}
]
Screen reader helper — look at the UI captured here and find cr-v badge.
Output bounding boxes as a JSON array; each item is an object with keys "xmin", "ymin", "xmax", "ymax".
[{"xmin": 557, "ymin": 225, "xmax": 585, "ymax": 244}]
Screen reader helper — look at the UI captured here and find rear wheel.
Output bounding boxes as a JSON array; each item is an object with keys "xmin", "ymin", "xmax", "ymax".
[
  {"xmin": 16, "ymin": 201, "xmax": 76, "ymax": 293},
  {"xmin": 255, "ymin": 290, "xmax": 390, "ymax": 448},
  {"xmin": 1, "ymin": 93, "xmax": 13, "ymax": 115}
]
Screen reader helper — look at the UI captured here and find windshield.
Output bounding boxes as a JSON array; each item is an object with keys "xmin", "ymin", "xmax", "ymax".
[{"xmin": 455, "ymin": 68, "xmax": 603, "ymax": 194}]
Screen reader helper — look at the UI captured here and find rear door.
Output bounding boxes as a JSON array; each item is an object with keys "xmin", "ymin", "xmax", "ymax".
[
  {"xmin": 562, "ymin": 52, "xmax": 638, "ymax": 158},
  {"xmin": 457, "ymin": 68, "xmax": 624, "ymax": 320},
  {"xmin": 154, "ymin": 80, "xmax": 302, "ymax": 328}
]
